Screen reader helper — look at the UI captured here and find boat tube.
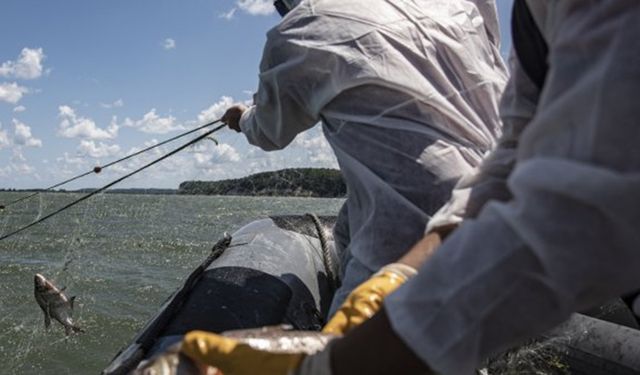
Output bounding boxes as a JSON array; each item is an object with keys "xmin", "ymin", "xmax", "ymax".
[
  {"xmin": 103, "ymin": 214, "xmax": 640, "ymax": 374},
  {"xmin": 102, "ymin": 215, "xmax": 337, "ymax": 375}
]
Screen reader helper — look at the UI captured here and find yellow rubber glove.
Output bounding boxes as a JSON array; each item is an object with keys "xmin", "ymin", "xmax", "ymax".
[
  {"xmin": 181, "ymin": 330, "xmax": 306, "ymax": 375},
  {"xmin": 322, "ymin": 263, "xmax": 417, "ymax": 335}
]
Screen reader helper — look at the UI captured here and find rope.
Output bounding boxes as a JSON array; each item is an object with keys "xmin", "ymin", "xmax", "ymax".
[
  {"xmin": 0, "ymin": 122, "xmax": 226, "ymax": 242},
  {"xmin": 306, "ymin": 213, "xmax": 340, "ymax": 292},
  {"xmin": 0, "ymin": 119, "xmax": 222, "ymax": 210}
]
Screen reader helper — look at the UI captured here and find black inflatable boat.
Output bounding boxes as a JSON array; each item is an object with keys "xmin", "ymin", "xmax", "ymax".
[
  {"xmin": 102, "ymin": 215, "xmax": 640, "ymax": 374},
  {"xmin": 103, "ymin": 215, "xmax": 338, "ymax": 375}
]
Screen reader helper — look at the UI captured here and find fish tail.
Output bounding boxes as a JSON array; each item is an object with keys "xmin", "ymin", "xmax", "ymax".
[{"xmin": 65, "ymin": 324, "xmax": 85, "ymax": 335}]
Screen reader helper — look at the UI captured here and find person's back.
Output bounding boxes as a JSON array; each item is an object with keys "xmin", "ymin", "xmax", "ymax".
[
  {"xmin": 154, "ymin": 2, "xmax": 640, "ymax": 374},
  {"xmin": 233, "ymin": 0, "xmax": 508, "ymax": 310}
]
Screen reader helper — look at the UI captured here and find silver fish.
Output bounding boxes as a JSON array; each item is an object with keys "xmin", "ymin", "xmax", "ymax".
[
  {"xmin": 223, "ymin": 325, "xmax": 335, "ymax": 354},
  {"xmin": 134, "ymin": 326, "xmax": 335, "ymax": 375},
  {"xmin": 134, "ymin": 344, "xmax": 216, "ymax": 375},
  {"xmin": 34, "ymin": 273, "xmax": 84, "ymax": 335}
]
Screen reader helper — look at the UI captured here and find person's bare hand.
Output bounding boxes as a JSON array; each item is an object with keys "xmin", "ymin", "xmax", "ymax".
[{"xmin": 222, "ymin": 104, "xmax": 248, "ymax": 132}]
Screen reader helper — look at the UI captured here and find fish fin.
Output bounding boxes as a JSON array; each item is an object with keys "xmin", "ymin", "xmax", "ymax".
[
  {"xmin": 69, "ymin": 296, "xmax": 76, "ymax": 310},
  {"xmin": 72, "ymin": 325, "xmax": 85, "ymax": 334},
  {"xmin": 60, "ymin": 286, "xmax": 67, "ymax": 292},
  {"xmin": 43, "ymin": 305, "xmax": 51, "ymax": 329}
]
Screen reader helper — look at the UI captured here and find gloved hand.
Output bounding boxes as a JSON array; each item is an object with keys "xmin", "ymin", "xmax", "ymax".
[
  {"xmin": 221, "ymin": 104, "xmax": 247, "ymax": 132},
  {"xmin": 181, "ymin": 330, "xmax": 306, "ymax": 375},
  {"xmin": 322, "ymin": 263, "xmax": 417, "ymax": 335}
]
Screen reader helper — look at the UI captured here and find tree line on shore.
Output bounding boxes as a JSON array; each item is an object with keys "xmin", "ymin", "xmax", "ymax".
[
  {"xmin": 178, "ymin": 168, "xmax": 346, "ymax": 198},
  {"xmin": 0, "ymin": 168, "xmax": 347, "ymax": 198}
]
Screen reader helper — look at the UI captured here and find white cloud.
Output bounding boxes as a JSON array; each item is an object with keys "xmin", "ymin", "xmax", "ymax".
[
  {"xmin": 0, "ymin": 122, "xmax": 10, "ymax": 149},
  {"xmin": 193, "ymin": 152, "xmax": 213, "ymax": 166},
  {"xmin": 98, "ymin": 140, "xmax": 186, "ymax": 181},
  {"xmin": 237, "ymin": 0, "xmax": 274, "ymax": 15},
  {"xmin": 213, "ymin": 143, "xmax": 241, "ymax": 162},
  {"xmin": 58, "ymin": 105, "xmax": 119, "ymax": 140},
  {"xmin": 13, "ymin": 105, "xmax": 26, "ymax": 112},
  {"xmin": 0, "ymin": 48, "xmax": 46, "ymax": 80},
  {"xmin": 122, "ymin": 109, "xmax": 183, "ymax": 134},
  {"xmin": 197, "ymin": 96, "xmax": 235, "ymax": 123},
  {"xmin": 193, "ymin": 142, "xmax": 241, "ymax": 167},
  {"xmin": 56, "ymin": 151, "xmax": 88, "ymax": 176},
  {"xmin": 163, "ymin": 38, "xmax": 176, "ymax": 50},
  {"xmin": 293, "ymin": 128, "xmax": 338, "ymax": 166},
  {"xmin": 11, "ymin": 148, "xmax": 27, "ymax": 162},
  {"xmin": 13, "ymin": 163, "xmax": 36, "ymax": 175},
  {"xmin": 100, "ymin": 99, "xmax": 124, "ymax": 109},
  {"xmin": 33, "ymin": 91, "xmax": 337, "ymax": 187},
  {"xmin": 8, "ymin": 149, "xmax": 36, "ymax": 175},
  {"xmin": 77, "ymin": 140, "xmax": 121, "ymax": 158},
  {"xmin": 12, "ymin": 119, "xmax": 42, "ymax": 147},
  {"xmin": 0, "ymin": 165, "xmax": 9, "ymax": 178},
  {"xmin": 0, "ymin": 82, "xmax": 29, "ymax": 104},
  {"xmin": 57, "ymin": 152, "xmax": 85, "ymax": 166},
  {"xmin": 219, "ymin": 8, "xmax": 237, "ymax": 20}
]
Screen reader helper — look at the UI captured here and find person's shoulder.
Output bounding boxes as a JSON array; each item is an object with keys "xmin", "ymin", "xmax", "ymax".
[
  {"xmin": 277, "ymin": 0, "xmax": 407, "ymax": 33},
  {"xmin": 285, "ymin": 0, "xmax": 406, "ymax": 23},
  {"xmin": 268, "ymin": 0, "xmax": 374, "ymax": 41},
  {"xmin": 303, "ymin": 0, "xmax": 394, "ymax": 21}
]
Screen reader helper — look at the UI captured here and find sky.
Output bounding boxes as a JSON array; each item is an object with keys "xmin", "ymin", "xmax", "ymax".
[{"xmin": 0, "ymin": 0, "xmax": 514, "ymax": 190}]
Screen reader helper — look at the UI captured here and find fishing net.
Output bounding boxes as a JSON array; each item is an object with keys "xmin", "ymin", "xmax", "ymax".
[{"xmin": 0, "ymin": 186, "xmax": 343, "ymax": 373}]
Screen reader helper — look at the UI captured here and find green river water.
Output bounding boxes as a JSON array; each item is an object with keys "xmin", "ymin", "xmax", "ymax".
[{"xmin": 0, "ymin": 192, "xmax": 343, "ymax": 374}]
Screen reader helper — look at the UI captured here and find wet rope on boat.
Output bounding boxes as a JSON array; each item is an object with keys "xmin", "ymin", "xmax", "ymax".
[
  {"xmin": 306, "ymin": 213, "xmax": 340, "ymax": 292},
  {"xmin": 0, "ymin": 122, "xmax": 226, "ymax": 242}
]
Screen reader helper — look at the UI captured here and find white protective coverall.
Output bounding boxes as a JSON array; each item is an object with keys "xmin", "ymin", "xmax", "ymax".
[
  {"xmin": 238, "ymin": 0, "xmax": 507, "ymax": 311},
  {"xmin": 386, "ymin": 1, "xmax": 640, "ymax": 373}
]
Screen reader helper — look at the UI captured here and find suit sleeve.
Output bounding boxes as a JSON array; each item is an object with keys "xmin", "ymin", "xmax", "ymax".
[
  {"xmin": 388, "ymin": 2, "xmax": 640, "ymax": 374},
  {"xmin": 239, "ymin": 15, "xmax": 344, "ymax": 151}
]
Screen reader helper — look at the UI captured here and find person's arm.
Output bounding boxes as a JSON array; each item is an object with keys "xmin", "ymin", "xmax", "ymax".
[
  {"xmin": 330, "ymin": 308, "xmax": 432, "ymax": 375},
  {"xmin": 337, "ymin": 2, "xmax": 640, "ymax": 374},
  {"xmin": 232, "ymin": 10, "xmax": 347, "ymax": 151},
  {"xmin": 395, "ymin": 229, "xmax": 447, "ymax": 270}
]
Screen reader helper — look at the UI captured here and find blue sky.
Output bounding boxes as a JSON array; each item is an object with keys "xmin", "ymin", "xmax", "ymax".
[{"xmin": 0, "ymin": 0, "xmax": 514, "ymax": 189}]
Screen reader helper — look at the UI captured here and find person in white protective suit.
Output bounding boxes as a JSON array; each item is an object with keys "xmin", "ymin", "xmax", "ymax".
[
  {"xmin": 319, "ymin": 1, "xmax": 640, "ymax": 374},
  {"xmin": 222, "ymin": 0, "xmax": 508, "ymax": 316},
  {"xmin": 176, "ymin": 1, "xmax": 640, "ymax": 374}
]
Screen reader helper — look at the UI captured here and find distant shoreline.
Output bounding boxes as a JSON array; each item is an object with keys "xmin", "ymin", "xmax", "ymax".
[
  {"xmin": 0, "ymin": 168, "xmax": 347, "ymax": 199},
  {"xmin": 179, "ymin": 168, "xmax": 346, "ymax": 198},
  {"xmin": 0, "ymin": 188, "xmax": 177, "ymax": 195}
]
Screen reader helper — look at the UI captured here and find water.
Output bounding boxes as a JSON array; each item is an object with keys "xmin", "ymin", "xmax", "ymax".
[{"xmin": 0, "ymin": 192, "xmax": 343, "ymax": 374}]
